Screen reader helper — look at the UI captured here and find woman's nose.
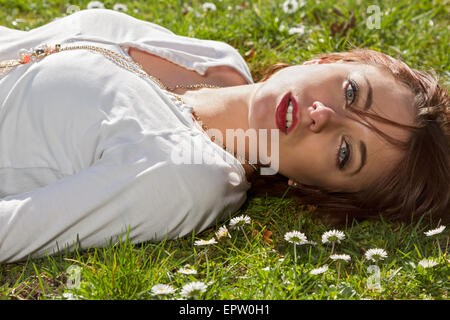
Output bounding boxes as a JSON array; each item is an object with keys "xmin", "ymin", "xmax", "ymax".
[{"xmin": 308, "ymin": 101, "xmax": 337, "ymax": 133}]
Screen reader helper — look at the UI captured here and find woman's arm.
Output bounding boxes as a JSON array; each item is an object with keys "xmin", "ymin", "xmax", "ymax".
[
  {"xmin": 128, "ymin": 47, "xmax": 249, "ymax": 89},
  {"xmin": 71, "ymin": 9, "xmax": 254, "ymax": 84},
  {"xmin": 0, "ymin": 138, "xmax": 222, "ymax": 263}
]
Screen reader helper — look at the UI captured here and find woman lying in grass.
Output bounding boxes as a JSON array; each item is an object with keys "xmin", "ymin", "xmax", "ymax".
[{"xmin": 0, "ymin": 9, "xmax": 448, "ymax": 263}]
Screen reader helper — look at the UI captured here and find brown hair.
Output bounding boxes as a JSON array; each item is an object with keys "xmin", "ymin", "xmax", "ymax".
[{"xmin": 248, "ymin": 49, "xmax": 450, "ymax": 225}]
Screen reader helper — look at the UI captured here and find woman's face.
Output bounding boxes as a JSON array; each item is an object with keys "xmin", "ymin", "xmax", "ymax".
[{"xmin": 249, "ymin": 62, "xmax": 415, "ymax": 192}]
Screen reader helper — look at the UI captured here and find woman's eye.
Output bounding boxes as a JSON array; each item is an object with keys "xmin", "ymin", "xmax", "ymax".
[
  {"xmin": 337, "ymin": 139, "xmax": 350, "ymax": 170},
  {"xmin": 345, "ymin": 79, "xmax": 358, "ymax": 106}
]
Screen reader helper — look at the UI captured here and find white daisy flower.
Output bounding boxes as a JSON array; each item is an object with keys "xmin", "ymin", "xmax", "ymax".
[
  {"xmin": 183, "ymin": 3, "xmax": 194, "ymax": 13},
  {"xmin": 215, "ymin": 226, "xmax": 231, "ymax": 239},
  {"xmin": 229, "ymin": 215, "xmax": 251, "ymax": 229},
  {"xmin": 364, "ymin": 248, "xmax": 388, "ymax": 262},
  {"xmin": 113, "ymin": 3, "xmax": 128, "ymax": 12},
  {"xmin": 310, "ymin": 265, "xmax": 328, "ymax": 275},
  {"xmin": 321, "ymin": 230, "xmax": 346, "ymax": 244},
  {"xmin": 62, "ymin": 292, "xmax": 80, "ymax": 300},
  {"xmin": 288, "ymin": 26, "xmax": 305, "ymax": 36},
  {"xmin": 284, "ymin": 231, "xmax": 307, "ymax": 245},
  {"xmin": 194, "ymin": 238, "xmax": 217, "ymax": 246},
  {"xmin": 180, "ymin": 281, "xmax": 208, "ymax": 298},
  {"xmin": 424, "ymin": 225, "xmax": 446, "ymax": 237},
  {"xmin": 282, "ymin": 0, "xmax": 299, "ymax": 14},
  {"xmin": 202, "ymin": 2, "xmax": 217, "ymax": 12},
  {"xmin": 151, "ymin": 284, "xmax": 176, "ymax": 295},
  {"xmin": 87, "ymin": 1, "xmax": 105, "ymax": 9},
  {"xmin": 418, "ymin": 258, "xmax": 439, "ymax": 269},
  {"xmin": 11, "ymin": 18, "xmax": 27, "ymax": 27},
  {"xmin": 330, "ymin": 254, "xmax": 351, "ymax": 262},
  {"xmin": 66, "ymin": 4, "xmax": 81, "ymax": 15},
  {"xmin": 178, "ymin": 265, "xmax": 197, "ymax": 275}
]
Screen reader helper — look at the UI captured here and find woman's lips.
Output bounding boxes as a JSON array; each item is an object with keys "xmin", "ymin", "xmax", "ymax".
[
  {"xmin": 287, "ymin": 95, "xmax": 299, "ymax": 134},
  {"xmin": 276, "ymin": 92, "xmax": 299, "ymax": 134}
]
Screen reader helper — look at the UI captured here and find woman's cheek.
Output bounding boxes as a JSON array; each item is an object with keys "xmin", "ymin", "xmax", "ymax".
[{"xmin": 292, "ymin": 138, "xmax": 328, "ymax": 184}]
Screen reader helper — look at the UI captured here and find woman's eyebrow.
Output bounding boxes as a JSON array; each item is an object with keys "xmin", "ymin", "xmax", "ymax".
[
  {"xmin": 350, "ymin": 140, "xmax": 367, "ymax": 176},
  {"xmin": 363, "ymin": 75, "xmax": 373, "ymax": 111}
]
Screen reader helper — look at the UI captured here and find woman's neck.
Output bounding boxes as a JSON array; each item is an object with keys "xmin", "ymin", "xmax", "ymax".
[{"xmin": 176, "ymin": 84, "xmax": 262, "ymax": 180}]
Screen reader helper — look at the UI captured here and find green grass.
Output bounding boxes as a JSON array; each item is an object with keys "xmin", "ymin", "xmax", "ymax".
[{"xmin": 0, "ymin": 0, "xmax": 448, "ymax": 300}]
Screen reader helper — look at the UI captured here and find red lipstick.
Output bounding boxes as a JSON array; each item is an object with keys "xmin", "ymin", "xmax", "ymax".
[
  {"xmin": 276, "ymin": 93, "xmax": 290, "ymax": 134},
  {"xmin": 276, "ymin": 93, "xmax": 299, "ymax": 134},
  {"xmin": 287, "ymin": 95, "xmax": 299, "ymax": 134}
]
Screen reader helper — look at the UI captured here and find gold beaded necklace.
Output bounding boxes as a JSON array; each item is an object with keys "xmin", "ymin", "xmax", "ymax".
[
  {"xmin": 166, "ymin": 85, "xmax": 261, "ymax": 173},
  {"xmin": 0, "ymin": 43, "xmax": 260, "ymax": 173}
]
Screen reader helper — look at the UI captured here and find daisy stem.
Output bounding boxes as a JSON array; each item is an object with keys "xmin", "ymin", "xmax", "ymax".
[
  {"xmin": 331, "ymin": 242, "xmax": 335, "ymax": 254},
  {"xmin": 435, "ymin": 238, "xmax": 441, "ymax": 257},
  {"xmin": 240, "ymin": 227, "xmax": 250, "ymax": 245},
  {"xmin": 337, "ymin": 262, "xmax": 341, "ymax": 281},
  {"xmin": 204, "ymin": 248, "xmax": 209, "ymax": 275},
  {"xmin": 294, "ymin": 244, "xmax": 297, "ymax": 264}
]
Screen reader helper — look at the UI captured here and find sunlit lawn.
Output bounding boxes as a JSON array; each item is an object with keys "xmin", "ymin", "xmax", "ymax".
[{"xmin": 0, "ymin": 0, "xmax": 448, "ymax": 300}]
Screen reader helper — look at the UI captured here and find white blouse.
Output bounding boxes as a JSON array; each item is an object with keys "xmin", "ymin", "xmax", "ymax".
[{"xmin": 0, "ymin": 9, "xmax": 254, "ymax": 263}]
